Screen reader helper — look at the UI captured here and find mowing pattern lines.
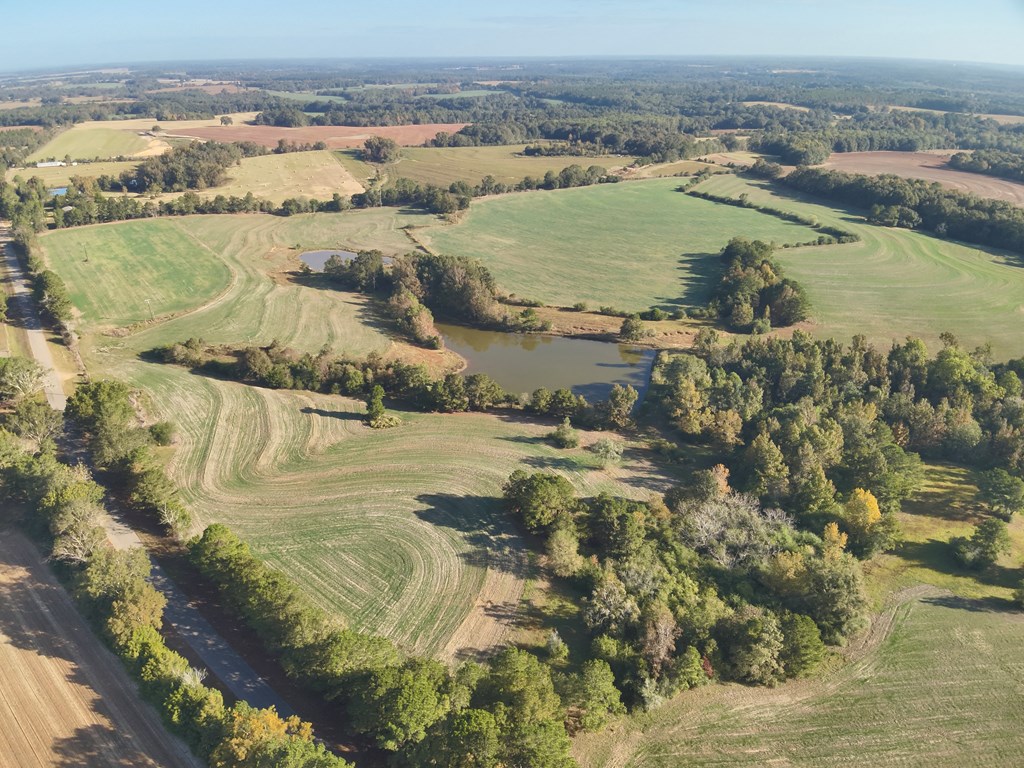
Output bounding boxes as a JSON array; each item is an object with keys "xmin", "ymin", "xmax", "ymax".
[{"xmin": 699, "ymin": 175, "xmax": 1024, "ymax": 357}]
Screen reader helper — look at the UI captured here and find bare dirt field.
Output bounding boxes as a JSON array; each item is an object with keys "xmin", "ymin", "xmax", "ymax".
[
  {"xmin": 171, "ymin": 122, "xmax": 469, "ymax": 149},
  {"xmin": 821, "ymin": 151, "xmax": 1024, "ymax": 206},
  {"xmin": 0, "ymin": 529, "xmax": 200, "ymax": 768}
]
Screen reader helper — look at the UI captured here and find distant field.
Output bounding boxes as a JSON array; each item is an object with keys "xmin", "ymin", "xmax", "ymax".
[
  {"xmin": 41, "ymin": 211, "xmax": 673, "ymax": 658},
  {"xmin": 417, "ymin": 177, "xmax": 822, "ymax": 311},
  {"xmin": 194, "ymin": 150, "xmax": 364, "ymax": 203},
  {"xmin": 380, "ymin": 145, "xmax": 635, "ymax": 188},
  {"xmin": 741, "ymin": 100, "xmax": 812, "ymax": 111},
  {"xmin": 821, "ymin": 151, "xmax": 1024, "ymax": 206},
  {"xmin": 171, "ymin": 122, "xmax": 469, "ymax": 150},
  {"xmin": 5, "ymin": 159, "xmax": 138, "ymax": 187},
  {"xmin": 0, "ymin": 529, "xmax": 200, "ymax": 768},
  {"xmin": 27, "ymin": 126, "xmax": 162, "ymax": 162},
  {"xmin": 889, "ymin": 104, "xmax": 1024, "ymax": 125},
  {"xmin": 623, "ymin": 159, "xmax": 723, "ymax": 179},
  {"xmin": 699, "ymin": 174, "xmax": 1024, "ymax": 357}
]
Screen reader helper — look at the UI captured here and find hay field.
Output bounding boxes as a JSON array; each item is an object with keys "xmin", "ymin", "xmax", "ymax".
[
  {"xmin": 5, "ymin": 160, "xmax": 138, "ymax": 187},
  {"xmin": 417, "ymin": 178, "xmax": 822, "ymax": 311},
  {"xmin": 26, "ymin": 127, "xmax": 163, "ymax": 162},
  {"xmin": 40, "ymin": 211, "xmax": 675, "ymax": 657},
  {"xmin": 698, "ymin": 174, "xmax": 1024, "ymax": 357},
  {"xmin": 0, "ymin": 529, "xmax": 200, "ymax": 768},
  {"xmin": 190, "ymin": 150, "xmax": 364, "ymax": 203},
  {"xmin": 377, "ymin": 145, "xmax": 634, "ymax": 188},
  {"xmin": 171, "ymin": 123, "xmax": 469, "ymax": 150}
]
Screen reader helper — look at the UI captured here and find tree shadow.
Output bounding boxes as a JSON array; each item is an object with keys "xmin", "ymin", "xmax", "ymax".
[
  {"xmin": 50, "ymin": 723, "xmax": 178, "ymax": 768},
  {"xmin": 300, "ymin": 406, "xmax": 362, "ymax": 421},
  {"xmin": 897, "ymin": 538, "xmax": 1024, "ymax": 590},
  {"xmin": 675, "ymin": 251, "xmax": 723, "ymax": 308},
  {"xmin": 921, "ymin": 593, "xmax": 1019, "ymax": 614},
  {"xmin": 414, "ymin": 492, "xmax": 529, "ymax": 578}
]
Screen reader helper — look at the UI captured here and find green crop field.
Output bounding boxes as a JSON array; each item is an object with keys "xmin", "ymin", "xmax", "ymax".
[
  {"xmin": 40, "ymin": 210, "xmax": 676, "ymax": 657},
  {"xmin": 385, "ymin": 145, "xmax": 635, "ymax": 188},
  {"xmin": 698, "ymin": 174, "xmax": 1024, "ymax": 358},
  {"xmin": 27, "ymin": 126, "xmax": 162, "ymax": 162},
  {"xmin": 417, "ymin": 177, "xmax": 823, "ymax": 311}
]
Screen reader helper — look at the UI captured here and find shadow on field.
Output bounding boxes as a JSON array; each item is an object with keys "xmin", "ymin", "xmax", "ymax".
[
  {"xmin": 921, "ymin": 593, "xmax": 1019, "ymax": 614},
  {"xmin": 674, "ymin": 251, "xmax": 721, "ymax": 308},
  {"xmin": 300, "ymin": 406, "xmax": 362, "ymax": 421},
  {"xmin": 415, "ymin": 492, "xmax": 529, "ymax": 578},
  {"xmin": 898, "ymin": 537, "xmax": 1024, "ymax": 590},
  {"xmin": 51, "ymin": 723, "xmax": 165, "ymax": 768}
]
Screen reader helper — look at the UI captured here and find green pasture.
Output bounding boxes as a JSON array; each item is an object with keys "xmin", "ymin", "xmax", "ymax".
[{"xmin": 27, "ymin": 126, "xmax": 156, "ymax": 162}]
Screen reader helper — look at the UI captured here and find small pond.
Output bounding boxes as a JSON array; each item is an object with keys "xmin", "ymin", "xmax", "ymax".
[
  {"xmin": 49, "ymin": 187, "xmax": 68, "ymax": 197},
  {"xmin": 300, "ymin": 250, "xmax": 394, "ymax": 272},
  {"xmin": 437, "ymin": 323, "xmax": 657, "ymax": 402}
]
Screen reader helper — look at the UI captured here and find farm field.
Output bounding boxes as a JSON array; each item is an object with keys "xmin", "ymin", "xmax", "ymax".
[
  {"xmin": 0, "ymin": 529, "xmax": 200, "ymax": 768},
  {"xmin": 26, "ymin": 126, "xmax": 163, "ymax": 162},
  {"xmin": 417, "ymin": 177, "xmax": 823, "ymax": 312},
  {"xmin": 371, "ymin": 145, "xmax": 635, "ymax": 188},
  {"xmin": 170, "ymin": 122, "xmax": 469, "ymax": 150},
  {"xmin": 821, "ymin": 151, "xmax": 1024, "ymax": 206},
  {"xmin": 186, "ymin": 149, "xmax": 364, "ymax": 203},
  {"xmin": 38, "ymin": 211, "xmax": 678, "ymax": 657},
  {"xmin": 697, "ymin": 174, "xmax": 1024, "ymax": 357},
  {"xmin": 5, "ymin": 159, "xmax": 138, "ymax": 187}
]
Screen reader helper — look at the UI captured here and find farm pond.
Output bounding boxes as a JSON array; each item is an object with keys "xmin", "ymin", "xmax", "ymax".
[
  {"xmin": 301, "ymin": 249, "xmax": 394, "ymax": 270},
  {"xmin": 437, "ymin": 323, "xmax": 656, "ymax": 402}
]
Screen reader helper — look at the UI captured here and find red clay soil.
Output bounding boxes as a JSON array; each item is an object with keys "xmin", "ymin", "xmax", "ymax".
[
  {"xmin": 821, "ymin": 151, "xmax": 1024, "ymax": 206},
  {"xmin": 171, "ymin": 122, "xmax": 469, "ymax": 149}
]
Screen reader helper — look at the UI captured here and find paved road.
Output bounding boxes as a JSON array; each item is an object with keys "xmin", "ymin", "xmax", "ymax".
[
  {"xmin": 0, "ymin": 224, "xmax": 291, "ymax": 715},
  {"xmin": 1, "ymin": 226, "xmax": 67, "ymax": 410}
]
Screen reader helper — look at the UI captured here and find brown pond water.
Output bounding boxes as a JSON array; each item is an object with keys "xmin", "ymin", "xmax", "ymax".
[{"xmin": 437, "ymin": 323, "xmax": 656, "ymax": 402}]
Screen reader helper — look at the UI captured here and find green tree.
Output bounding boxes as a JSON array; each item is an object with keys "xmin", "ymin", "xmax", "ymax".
[
  {"xmin": 365, "ymin": 384, "xmax": 387, "ymax": 427},
  {"xmin": 7, "ymin": 398, "xmax": 63, "ymax": 450},
  {"xmin": 503, "ymin": 470, "xmax": 578, "ymax": 532},
  {"xmin": 778, "ymin": 612, "xmax": 826, "ymax": 677},
  {"xmin": 363, "ymin": 136, "xmax": 401, "ymax": 163},
  {"xmin": 547, "ymin": 418, "xmax": 579, "ymax": 449},
  {"xmin": 601, "ymin": 384, "xmax": 638, "ymax": 429},
  {"xmin": 977, "ymin": 468, "xmax": 1024, "ymax": 519},
  {"xmin": 590, "ymin": 437, "xmax": 624, "ymax": 469},
  {"xmin": 619, "ymin": 315, "xmax": 647, "ymax": 342},
  {"xmin": 565, "ymin": 659, "xmax": 624, "ymax": 732},
  {"xmin": 0, "ymin": 357, "xmax": 45, "ymax": 402},
  {"xmin": 952, "ymin": 518, "xmax": 1012, "ymax": 569},
  {"xmin": 744, "ymin": 432, "xmax": 790, "ymax": 503},
  {"xmin": 350, "ymin": 658, "xmax": 451, "ymax": 751}
]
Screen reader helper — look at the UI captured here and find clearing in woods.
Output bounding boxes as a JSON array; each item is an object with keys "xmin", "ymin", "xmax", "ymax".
[
  {"xmin": 26, "ymin": 127, "xmax": 166, "ymax": 162},
  {"xmin": 39, "ymin": 211, "xmax": 678, "ymax": 658},
  {"xmin": 697, "ymin": 174, "xmax": 1024, "ymax": 357},
  {"xmin": 416, "ymin": 177, "xmax": 823, "ymax": 312},
  {"xmin": 0, "ymin": 529, "xmax": 200, "ymax": 768},
  {"xmin": 820, "ymin": 150, "xmax": 1024, "ymax": 206}
]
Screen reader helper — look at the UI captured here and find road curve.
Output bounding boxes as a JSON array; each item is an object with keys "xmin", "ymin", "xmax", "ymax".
[{"xmin": 0, "ymin": 225, "xmax": 67, "ymax": 410}]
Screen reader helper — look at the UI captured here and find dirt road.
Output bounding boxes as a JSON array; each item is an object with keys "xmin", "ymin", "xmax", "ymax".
[
  {"xmin": 0, "ymin": 529, "xmax": 201, "ymax": 768},
  {"xmin": 0, "ymin": 226, "xmax": 66, "ymax": 410}
]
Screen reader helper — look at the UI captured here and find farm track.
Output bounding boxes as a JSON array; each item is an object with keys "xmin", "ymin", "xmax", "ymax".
[{"xmin": 0, "ymin": 529, "xmax": 200, "ymax": 768}]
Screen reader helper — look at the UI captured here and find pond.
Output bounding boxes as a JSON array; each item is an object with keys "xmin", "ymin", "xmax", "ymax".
[
  {"xmin": 300, "ymin": 250, "xmax": 394, "ymax": 271},
  {"xmin": 437, "ymin": 323, "xmax": 657, "ymax": 402}
]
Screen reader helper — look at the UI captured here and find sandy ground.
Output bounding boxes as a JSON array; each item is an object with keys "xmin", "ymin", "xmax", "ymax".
[
  {"xmin": 0, "ymin": 529, "xmax": 201, "ymax": 768},
  {"xmin": 822, "ymin": 151, "xmax": 1024, "ymax": 206},
  {"xmin": 170, "ymin": 122, "xmax": 469, "ymax": 149}
]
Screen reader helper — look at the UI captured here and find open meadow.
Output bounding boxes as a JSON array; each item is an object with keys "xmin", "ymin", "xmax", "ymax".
[
  {"xmin": 26, "ymin": 127, "xmax": 163, "ymax": 162},
  {"xmin": 417, "ymin": 177, "xmax": 823, "ymax": 311},
  {"xmin": 5, "ymin": 159, "xmax": 138, "ymax": 187},
  {"xmin": 0, "ymin": 529, "xmax": 200, "ymax": 768},
  {"xmin": 39, "ymin": 211, "xmax": 678, "ymax": 658},
  {"xmin": 697, "ymin": 174, "xmax": 1024, "ymax": 357}
]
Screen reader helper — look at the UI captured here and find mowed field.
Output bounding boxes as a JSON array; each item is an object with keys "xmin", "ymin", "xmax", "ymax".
[
  {"xmin": 5, "ymin": 160, "xmax": 138, "ymax": 187},
  {"xmin": 821, "ymin": 151, "xmax": 1024, "ymax": 206},
  {"xmin": 0, "ymin": 529, "xmax": 200, "ymax": 768},
  {"xmin": 418, "ymin": 178, "xmax": 823, "ymax": 311},
  {"xmin": 40, "ymin": 211, "xmax": 676, "ymax": 657},
  {"xmin": 698, "ymin": 174, "xmax": 1024, "ymax": 357},
  {"xmin": 369, "ymin": 145, "xmax": 636, "ymax": 188},
  {"xmin": 26, "ymin": 127, "xmax": 164, "ymax": 162}
]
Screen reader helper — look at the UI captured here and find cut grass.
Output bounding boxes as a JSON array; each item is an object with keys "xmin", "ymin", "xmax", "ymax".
[
  {"xmin": 417, "ymin": 178, "xmax": 823, "ymax": 311},
  {"xmin": 5, "ymin": 160, "xmax": 139, "ymax": 187},
  {"xmin": 41, "ymin": 210, "xmax": 678, "ymax": 656},
  {"xmin": 27, "ymin": 127, "xmax": 161, "ymax": 162},
  {"xmin": 699, "ymin": 174, "xmax": 1024, "ymax": 357}
]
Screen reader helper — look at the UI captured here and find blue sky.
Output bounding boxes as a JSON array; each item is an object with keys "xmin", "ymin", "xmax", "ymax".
[{"xmin": 3, "ymin": 0, "xmax": 1024, "ymax": 72}]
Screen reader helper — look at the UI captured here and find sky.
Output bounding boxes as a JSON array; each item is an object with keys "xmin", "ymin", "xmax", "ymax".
[{"xmin": 3, "ymin": 0, "xmax": 1024, "ymax": 72}]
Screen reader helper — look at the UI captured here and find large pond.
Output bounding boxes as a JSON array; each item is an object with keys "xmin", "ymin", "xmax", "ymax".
[
  {"xmin": 437, "ymin": 323, "xmax": 657, "ymax": 402},
  {"xmin": 300, "ymin": 250, "xmax": 394, "ymax": 271}
]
